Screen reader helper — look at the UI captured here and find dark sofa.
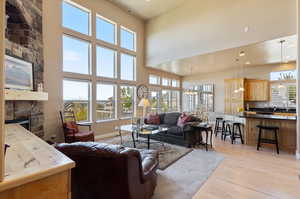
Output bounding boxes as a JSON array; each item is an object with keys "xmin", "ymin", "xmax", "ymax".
[
  {"xmin": 56, "ymin": 142, "xmax": 159, "ymax": 199},
  {"xmin": 144, "ymin": 112, "xmax": 200, "ymax": 147}
]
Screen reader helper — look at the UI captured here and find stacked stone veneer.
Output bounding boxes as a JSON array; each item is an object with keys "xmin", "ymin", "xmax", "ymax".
[{"xmin": 5, "ymin": 0, "xmax": 44, "ymax": 138}]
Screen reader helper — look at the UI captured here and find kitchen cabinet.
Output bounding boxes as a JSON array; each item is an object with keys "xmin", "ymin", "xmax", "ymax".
[
  {"xmin": 245, "ymin": 79, "xmax": 269, "ymax": 101},
  {"xmin": 224, "ymin": 78, "xmax": 245, "ymax": 114}
]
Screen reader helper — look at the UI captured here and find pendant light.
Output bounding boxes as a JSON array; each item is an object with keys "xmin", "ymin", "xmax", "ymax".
[
  {"xmin": 185, "ymin": 65, "xmax": 198, "ymax": 95},
  {"xmin": 278, "ymin": 40, "xmax": 286, "ymax": 89}
]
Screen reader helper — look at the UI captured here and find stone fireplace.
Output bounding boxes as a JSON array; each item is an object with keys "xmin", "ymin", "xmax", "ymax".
[{"xmin": 5, "ymin": 0, "xmax": 44, "ymax": 138}]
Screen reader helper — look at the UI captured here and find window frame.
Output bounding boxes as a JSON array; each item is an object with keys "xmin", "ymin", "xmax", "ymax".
[
  {"xmin": 96, "ymin": 14, "xmax": 117, "ymax": 45},
  {"xmin": 120, "ymin": 53, "xmax": 136, "ymax": 81},
  {"xmin": 96, "ymin": 45, "xmax": 117, "ymax": 79},
  {"xmin": 120, "ymin": 26, "xmax": 136, "ymax": 52},
  {"xmin": 62, "ymin": 34, "xmax": 92, "ymax": 75},
  {"xmin": 119, "ymin": 85, "xmax": 136, "ymax": 119},
  {"xmin": 62, "ymin": 0, "xmax": 139, "ymax": 123},
  {"xmin": 63, "ymin": 78, "xmax": 92, "ymax": 123},
  {"xmin": 96, "ymin": 83, "xmax": 117, "ymax": 122},
  {"xmin": 162, "ymin": 78, "xmax": 171, "ymax": 87},
  {"xmin": 62, "ymin": 0, "xmax": 91, "ymax": 36},
  {"xmin": 149, "ymin": 74, "xmax": 161, "ymax": 85}
]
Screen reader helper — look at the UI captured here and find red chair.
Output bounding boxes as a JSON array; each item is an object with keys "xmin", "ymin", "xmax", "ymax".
[{"xmin": 60, "ymin": 111, "xmax": 95, "ymax": 143}]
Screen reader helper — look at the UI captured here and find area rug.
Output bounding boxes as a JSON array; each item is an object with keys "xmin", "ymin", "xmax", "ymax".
[
  {"xmin": 100, "ymin": 135, "xmax": 193, "ymax": 170},
  {"xmin": 153, "ymin": 149, "xmax": 224, "ymax": 199}
]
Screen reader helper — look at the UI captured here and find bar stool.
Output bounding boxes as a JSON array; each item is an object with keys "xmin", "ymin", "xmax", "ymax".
[
  {"xmin": 256, "ymin": 125, "xmax": 279, "ymax": 154},
  {"xmin": 214, "ymin": 117, "xmax": 223, "ymax": 137},
  {"xmin": 222, "ymin": 120, "xmax": 232, "ymax": 141},
  {"xmin": 232, "ymin": 122, "xmax": 244, "ymax": 144}
]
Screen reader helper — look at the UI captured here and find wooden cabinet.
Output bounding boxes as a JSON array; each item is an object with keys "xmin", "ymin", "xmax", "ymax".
[
  {"xmin": 224, "ymin": 78, "xmax": 245, "ymax": 114},
  {"xmin": 245, "ymin": 79, "xmax": 269, "ymax": 101}
]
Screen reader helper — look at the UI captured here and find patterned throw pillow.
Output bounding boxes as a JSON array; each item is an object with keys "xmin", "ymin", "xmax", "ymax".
[
  {"xmin": 146, "ymin": 114, "xmax": 161, "ymax": 125},
  {"xmin": 177, "ymin": 113, "xmax": 192, "ymax": 127},
  {"xmin": 64, "ymin": 121, "xmax": 79, "ymax": 135}
]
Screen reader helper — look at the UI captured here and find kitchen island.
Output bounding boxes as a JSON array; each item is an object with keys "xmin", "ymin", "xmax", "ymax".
[
  {"xmin": 0, "ymin": 124, "xmax": 75, "ymax": 198},
  {"xmin": 240, "ymin": 113, "xmax": 296, "ymax": 153}
]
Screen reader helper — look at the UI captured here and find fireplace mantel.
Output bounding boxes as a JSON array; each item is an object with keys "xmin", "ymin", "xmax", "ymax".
[{"xmin": 5, "ymin": 89, "xmax": 48, "ymax": 101}]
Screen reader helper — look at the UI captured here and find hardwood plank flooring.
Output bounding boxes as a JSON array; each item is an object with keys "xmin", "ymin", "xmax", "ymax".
[{"xmin": 193, "ymin": 137, "xmax": 300, "ymax": 199}]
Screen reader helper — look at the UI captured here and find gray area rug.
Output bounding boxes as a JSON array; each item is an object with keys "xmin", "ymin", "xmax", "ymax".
[
  {"xmin": 101, "ymin": 135, "xmax": 224, "ymax": 199},
  {"xmin": 101, "ymin": 135, "xmax": 193, "ymax": 170},
  {"xmin": 153, "ymin": 149, "xmax": 224, "ymax": 199}
]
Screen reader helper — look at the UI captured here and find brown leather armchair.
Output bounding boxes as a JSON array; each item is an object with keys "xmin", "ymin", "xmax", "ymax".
[{"xmin": 56, "ymin": 142, "xmax": 159, "ymax": 199}]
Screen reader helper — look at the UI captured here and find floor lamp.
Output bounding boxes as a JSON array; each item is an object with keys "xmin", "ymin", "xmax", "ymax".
[{"xmin": 138, "ymin": 98, "xmax": 150, "ymax": 125}]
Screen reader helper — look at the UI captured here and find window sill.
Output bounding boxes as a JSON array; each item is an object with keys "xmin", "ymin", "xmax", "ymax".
[{"xmin": 96, "ymin": 119, "xmax": 118, "ymax": 123}]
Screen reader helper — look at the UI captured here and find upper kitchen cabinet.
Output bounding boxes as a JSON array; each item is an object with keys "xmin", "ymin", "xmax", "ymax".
[
  {"xmin": 224, "ymin": 78, "xmax": 245, "ymax": 114},
  {"xmin": 245, "ymin": 79, "xmax": 269, "ymax": 101}
]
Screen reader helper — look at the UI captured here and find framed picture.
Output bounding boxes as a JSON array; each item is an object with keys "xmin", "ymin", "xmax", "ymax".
[{"xmin": 5, "ymin": 55, "xmax": 34, "ymax": 90}]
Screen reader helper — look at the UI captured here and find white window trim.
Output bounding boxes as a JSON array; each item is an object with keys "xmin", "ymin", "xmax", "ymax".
[
  {"xmin": 96, "ymin": 14, "xmax": 117, "ymax": 45},
  {"xmin": 62, "ymin": 0, "xmax": 139, "ymax": 123},
  {"xmin": 120, "ymin": 25, "xmax": 137, "ymax": 52}
]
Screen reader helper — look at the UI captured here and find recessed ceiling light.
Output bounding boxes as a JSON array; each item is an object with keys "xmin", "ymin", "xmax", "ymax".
[
  {"xmin": 244, "ymin": 26, "xmax": 249, "ymax": 33},
  {"xmin": 239, "ymin": 51, "xmax": 246, "ymax": 57},
  {"xmin": 245, "ymin": 61, "xmax": 251, "ymax": 65},
  {"xmin": 146, "ymin": 0, "xmax": 151, "ymax": 2}
]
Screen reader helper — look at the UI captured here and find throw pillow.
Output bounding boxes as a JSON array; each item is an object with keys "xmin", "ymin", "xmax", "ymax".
[
  {"xmin": 147, "ymin": 114, "xmax": 161, "ymax": 125},
  {"xmin": 64, "ymin": 121, "xmax": 79, "ymax": 135},
  {"xmin": 177, "ymin": 113, "xmax": 192, "ymax": 127}
]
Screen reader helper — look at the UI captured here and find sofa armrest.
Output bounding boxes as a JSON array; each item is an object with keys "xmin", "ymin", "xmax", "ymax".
[{"xmin": 121, "ymin": 148, "xmax": 158, "ymax": 183}]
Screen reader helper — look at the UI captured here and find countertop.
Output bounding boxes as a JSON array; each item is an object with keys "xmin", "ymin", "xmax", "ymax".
[
  {"xmin": 239, "ymin": 113, "xmax": 297, "ymax": 121},
  {"xmin": 0, "ymin": 124, "xmax": 75, "ymax": 192}
]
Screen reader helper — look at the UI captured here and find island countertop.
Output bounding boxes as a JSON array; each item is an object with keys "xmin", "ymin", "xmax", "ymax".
[
  {"xmin": 239, "ymin": 113, "xmax": 297, "ymax": 121},
  {"xmin": 0, "ymin": 124, "xmax": 75, "ymax": 192}
]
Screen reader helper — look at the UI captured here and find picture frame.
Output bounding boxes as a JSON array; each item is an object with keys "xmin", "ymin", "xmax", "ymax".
[{"xmin": 5, "ymin": 55, "xmax": 34, "ymax": 91}]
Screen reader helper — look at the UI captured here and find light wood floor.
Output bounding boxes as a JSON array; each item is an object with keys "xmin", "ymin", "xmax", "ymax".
[{"xmin": 193, "ymin": 137, "xmax": 300, "ymax": 199}]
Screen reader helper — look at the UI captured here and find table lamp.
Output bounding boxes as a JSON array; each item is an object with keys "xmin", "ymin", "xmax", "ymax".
[{"xmin": 138, "ymin": 98, "xmax": 151, "ymax": 125}]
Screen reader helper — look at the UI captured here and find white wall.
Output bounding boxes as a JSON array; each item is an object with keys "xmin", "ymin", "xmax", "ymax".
[
  {"xmin": 146, "ymin": 0, "xmax": 297, "ymax": 66},
  {"xmin": 183, "ymin": 63, "xmax": 296, "ymax": 112}
]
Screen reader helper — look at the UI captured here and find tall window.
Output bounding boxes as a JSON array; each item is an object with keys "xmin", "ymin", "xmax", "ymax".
[
  {"xmin": 149, "ymin": 91, "xmax": 160, "ymax": 113},
  {"xmin": 96, "ymin": 84, "xmax": 116, "ymax": 121},
  {"xmin": 96, "ymin": 15, "xmax": 116, "ymax": 44},
  {"xmin": 96, "ymin": 46, "xmax": 116, "ymax": 78},
  {"xmin": 183, "ymin": 84, "xmax": 214, "ymax": 113},
  {"xmin": 172, "ymin": 80, "xmax": 180, "ymax": 88},
  {"xmin": 149, "ymin": 75, "xmax": 160, "ymax": 85},
  {"xmin": 171, "ymin": 90, "xmax": 180, "ymax": 111},
  {"xmin": 62, "ymin": 0, "xmax": 138, "ymax": 122},
  {"xmin": 120, "ymin": 86, "xmax": 135, "ymax": 118},
  {"xmin": 161, "ymin": 90, "xmax": 171, "ymax": 112},
  {"xmin": 162, "ymin": 78, "xmax": 171, "ymax": 86},
  {"xmin": 63, "ymin": 79, "xmax": 91, "ymax": 122},
  {"xmin": 271, "ymin": 83, "xmax": 296, "ymax": 107},
  {"xmin": 62, "ymin": 0, "xmax": 90, "ymax": 35},
  {"xmin": 121, "ymin": 53, "xmax": 136, "ymax": 81},
  {"xmin": 121, "ymin": 26, "xmax": 136, "ymax": 51},
  {"xmin": 63, "ymin": 35, "xmax": 91, "ymax": 75}
]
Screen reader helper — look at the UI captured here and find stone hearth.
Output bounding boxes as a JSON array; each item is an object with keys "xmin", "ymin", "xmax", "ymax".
[{"xmin": 5, "ymin": 0, "xmax": 44, "ymax": 138}]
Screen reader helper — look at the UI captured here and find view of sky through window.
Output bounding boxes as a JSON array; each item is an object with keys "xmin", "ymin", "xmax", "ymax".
[{"xmin": 62, "ymin": 1, "xmax": 90, "ymax": 35}]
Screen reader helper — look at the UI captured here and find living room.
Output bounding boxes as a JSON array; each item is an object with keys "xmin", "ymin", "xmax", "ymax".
[{"xmin": 0, "ymin": 0, "xmax": 300, "ymax": 199}]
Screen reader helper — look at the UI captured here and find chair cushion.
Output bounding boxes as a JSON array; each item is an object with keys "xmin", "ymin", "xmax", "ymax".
[
  {"xmin": 64, "ymin": 121, "xmax": 79, "ymax": 135},
  {"xmin": 139, "ymin": 149, "xmax": 159, "ymax": 175},
  {"xmin": 146, "ymin": 113, "xmax": 161, "ymax": 125},
  {"xmin": 164, "ymin": 112, "xmax": 181, "ymax": 126},
  {"xmin": 177, "ymin": 113, "xmax": 193, "ymax": 127}
]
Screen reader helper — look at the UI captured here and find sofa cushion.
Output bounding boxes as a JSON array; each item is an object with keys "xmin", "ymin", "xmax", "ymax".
[
  {"xmin": 177, "ymin": 113, "xmax": 193, "ymax": 127},
  {"xmin": 158, "ymin": 113, "xmax": 166, "ymax": 124},
  {"xmin": 146, "ymin": 113, "xmax": 161, "ymax": 125},
  {"xmin": 163, "ymin": 112, "xmax": 181, "ymax": 126},
  {"xmin": 167, "ymin": 126, "xmax": 184, "ymax": 136}
]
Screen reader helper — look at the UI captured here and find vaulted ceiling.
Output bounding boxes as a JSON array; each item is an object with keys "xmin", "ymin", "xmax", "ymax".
[
  {"xmin": 108, "ymin": 0, "xmax": 186, "ymax": 20},
  {"xmin": 154, "ymin": 35, "xmax": 297, "ymax": 76}
]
